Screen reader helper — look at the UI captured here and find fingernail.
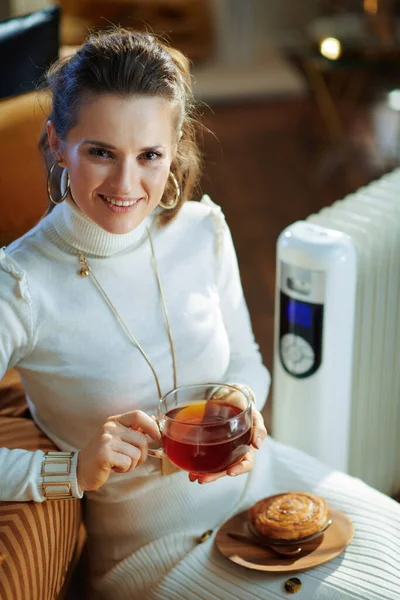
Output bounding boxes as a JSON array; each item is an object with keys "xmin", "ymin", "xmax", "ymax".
[
  {"xmin": 255, "ymin": 436, "xmax": 262, "ymax": 449},
  {"xmin": 228, "ymin": 472, "xmax": 237, "ymax": 477}
]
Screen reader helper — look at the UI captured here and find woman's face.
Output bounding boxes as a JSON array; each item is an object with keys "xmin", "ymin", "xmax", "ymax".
[{"xmin": 47, "ymin": 94, "xmax": 177, "ymax": 234}]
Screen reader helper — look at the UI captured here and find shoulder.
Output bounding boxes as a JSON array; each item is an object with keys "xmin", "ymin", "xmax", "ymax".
[
  {"xmin": 0, "ymin": 246, "xmax": 33, "ymax": 343},
  {"xmin": 179, "ymin": 195, "xmax": 226, "ymax": 227},
  {"xmin": 165, "ymin": 195, "xmax": 228, "ymax": 252},
  {"xmin": 0, "ymin": 222, "xmax": 48, "ymax": 301},
  {"xmin": 4, "ymin": 217, "xmax": 53, "ymax": 264}
]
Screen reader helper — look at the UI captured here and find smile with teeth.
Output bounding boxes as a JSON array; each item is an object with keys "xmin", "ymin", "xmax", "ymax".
[{"xmin": 100, "ymin": 194, "xmax": 139, "ymax": 207}]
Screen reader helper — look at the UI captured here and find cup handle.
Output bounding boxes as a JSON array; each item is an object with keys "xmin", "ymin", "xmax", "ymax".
[{"xmin": 148, "ymin": 448, "xmax": 165, "ymax": 459}]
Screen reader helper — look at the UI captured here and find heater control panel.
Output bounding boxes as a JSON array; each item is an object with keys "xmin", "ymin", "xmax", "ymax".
[
  {"xmin": 279, "ymin": 263, "xmax": 324, "ymax": 379},
  {"xmin": 280, "ymin": 333, "xmax": 315, "ymax": 375}
]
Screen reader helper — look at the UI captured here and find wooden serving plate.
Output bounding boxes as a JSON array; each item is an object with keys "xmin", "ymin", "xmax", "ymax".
[{"xmin": 215, "ymin": 506, "xmax": 354, "ymax": 573}]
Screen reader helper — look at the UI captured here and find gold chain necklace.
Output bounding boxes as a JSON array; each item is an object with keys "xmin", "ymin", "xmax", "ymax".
[
  {"xmin": 77, "ymin": 227, "xmax": 177, "ymax": 399},
  {"xmin": 76, "ymin": 227, "xmax": 179, "ymax": 475}
]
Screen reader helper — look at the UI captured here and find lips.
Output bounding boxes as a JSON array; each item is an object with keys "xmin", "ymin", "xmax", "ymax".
[{"xmin": 99, "ymin": 194, "xmax": 139, "ymax": 207}]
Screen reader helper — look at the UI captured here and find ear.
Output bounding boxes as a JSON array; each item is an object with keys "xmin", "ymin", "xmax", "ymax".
[{"xmin": 46, "ymin": 120, "xmax": 67, "ymax": 168}]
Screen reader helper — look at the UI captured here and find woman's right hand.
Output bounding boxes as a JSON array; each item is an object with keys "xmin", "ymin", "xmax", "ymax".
[{"xmin": 76, "ymin": 410, "xmax": 161, "ymax": 492}]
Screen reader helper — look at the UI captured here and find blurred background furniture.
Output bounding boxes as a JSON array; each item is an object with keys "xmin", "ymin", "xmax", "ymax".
[
  {"xmin": 4, "ymin": 0, "xmax": 309, "ymax": 101},
  {"xmin": 59, "ymin": 0, "xmax": 214, "ymax": 63},
  {"xmin": 0, "ymin": 90, "xmax": 49, "ymax": 246},
  {"xmin": 0, "ymin": 4, "xmax": 59, "ymax": 99},
  {"xmin": 296, "ymin": 0, "xmax": 400, "ymax": 183},
  {"xmin": 305, "ymin": 0, "xmax": 400, "ymax": 137}
]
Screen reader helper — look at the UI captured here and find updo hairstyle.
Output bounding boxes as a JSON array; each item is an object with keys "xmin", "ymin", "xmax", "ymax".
[{"xmin": 39, "ymin": 27, "xmax": 202, "ymax": 224}]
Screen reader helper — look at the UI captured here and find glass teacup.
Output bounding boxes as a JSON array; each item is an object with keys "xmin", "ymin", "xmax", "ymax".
[{"xmin": 148, "ymin": 383, "xmax": 253, "ymax": 473}]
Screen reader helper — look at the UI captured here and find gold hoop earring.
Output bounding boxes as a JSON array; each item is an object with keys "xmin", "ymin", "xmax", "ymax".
[
  {"xmin": 47, "ymin": 162, "xmax": 70, "ymax": 205},
  {"xmin": 159, "ymin": 171, "xmax": 181, "ymax": 210}
]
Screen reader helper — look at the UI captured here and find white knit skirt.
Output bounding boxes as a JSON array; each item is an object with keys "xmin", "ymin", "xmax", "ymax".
[{"xmin": 86, "ymin": 437, "xmax": 400, "ymax": 600}]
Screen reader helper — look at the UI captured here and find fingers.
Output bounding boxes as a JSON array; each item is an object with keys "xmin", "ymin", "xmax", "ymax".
[
  {"xmin": 100, "ymin": 411, "xmax": 159, "ymax": 473},
  {"xmin": 227, "ymin": 448, "xmax": 254, "ymax": 476},
  {"xmin": 79, "ymin": 410, "xmax": 161, "ymax": 491},
  {"xmin": 251, "ymin": 409, "xmax": 267, "ymax": 449},
  {"xmin": 189, "ymin": 471, "xmax": 227, "ymax": 484},
  {"xmin": 117, "ymin": 428, "xmax": 150, "ymax": 466},
  {"xmin": 110, "ymin": 440, "xmax": 143, "ymax": 472},
  {"xmin": 209, "ymin": 388, "xmax": 248, "ymax": 412},
  {"xmin": 114, "ymin": 410, "xmax": 161, "ymax": 440},
  {"xmin": 188, "ymin": 449, "xmax": 255, "ymax": 484}
]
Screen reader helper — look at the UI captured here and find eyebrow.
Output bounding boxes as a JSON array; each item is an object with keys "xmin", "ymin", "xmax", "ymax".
[{"xmin": 82, "ymin": 140, "xmax": 166, "ymax": 152}]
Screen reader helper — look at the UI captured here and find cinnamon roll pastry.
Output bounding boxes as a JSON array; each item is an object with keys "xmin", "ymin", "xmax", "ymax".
[{"xmin": 249, "ymin": 492, "xmax": 330, "ymax": 541}]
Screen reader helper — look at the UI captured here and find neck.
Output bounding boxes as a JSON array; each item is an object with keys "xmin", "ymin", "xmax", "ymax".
[{"xmin": 46, "ymin": 197, "xmax": 151, "ymax": 257}]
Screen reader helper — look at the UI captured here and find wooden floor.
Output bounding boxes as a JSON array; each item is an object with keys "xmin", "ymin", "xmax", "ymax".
[{"xmin": 199, "ymin": 94, "xmax": 386, "ymax": 431}]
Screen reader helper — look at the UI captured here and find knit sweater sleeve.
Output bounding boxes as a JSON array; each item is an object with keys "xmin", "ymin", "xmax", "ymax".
[
  {"xmin": 201, "ymin": 197, "xmax": 271, "ymax": 411},
  {"xmin": 0, "ymin": 249, "xmax": 82, "ymax": 502}
]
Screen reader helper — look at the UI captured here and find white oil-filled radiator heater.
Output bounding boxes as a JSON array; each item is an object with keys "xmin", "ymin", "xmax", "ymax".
[{"xmin": 272, "ymin": 168, "xmax": 400, "ymax": 496}]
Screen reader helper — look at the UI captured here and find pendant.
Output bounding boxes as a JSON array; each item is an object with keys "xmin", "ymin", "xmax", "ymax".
[{"xmin": 77, "ymin": 252, "xmax": 90, "ymax": 277}]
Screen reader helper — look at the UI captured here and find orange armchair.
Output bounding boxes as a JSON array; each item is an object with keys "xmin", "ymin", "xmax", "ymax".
[{"xmin": 0, "ymin": 90, "xmax": 49, "ymax": 247}]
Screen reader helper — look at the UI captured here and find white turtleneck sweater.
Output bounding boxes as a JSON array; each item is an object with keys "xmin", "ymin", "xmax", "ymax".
[
  {"xmin": 1, "ymin": 197, "xmax": 400, "ymax": 600},
  {"xmin": 0, "ymin": 195, "xmax": 269, "ymax": 504}
]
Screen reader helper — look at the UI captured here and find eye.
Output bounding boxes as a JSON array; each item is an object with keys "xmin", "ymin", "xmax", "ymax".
[
  {"xmin": 140, "ymin": 150, "xmax": 162, "ymax": 161},
  {"xmin": 88, "ymin": 147, "xmax": 113, "ymax": 159}
]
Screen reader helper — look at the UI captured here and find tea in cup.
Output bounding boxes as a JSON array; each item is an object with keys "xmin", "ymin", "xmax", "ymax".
[{"xmin": 148, "ymin": 383, "xmax": 253, "ymax": 473}]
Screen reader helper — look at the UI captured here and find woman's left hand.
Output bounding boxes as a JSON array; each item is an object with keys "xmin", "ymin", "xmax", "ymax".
[{"xmin": 188, "ymin": 405, "xmax": 267, "ymax": 484}]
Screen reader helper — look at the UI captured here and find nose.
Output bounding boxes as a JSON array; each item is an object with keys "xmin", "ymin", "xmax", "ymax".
[{"xmin": 109, "ymin": 158, "xmax": 142, "ymax": 196}]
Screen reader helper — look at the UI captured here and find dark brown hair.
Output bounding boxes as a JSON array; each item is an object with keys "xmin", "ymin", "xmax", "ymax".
[{"xmin": 39, "ymin": 27, "xmax": 202, "ymax": 225}]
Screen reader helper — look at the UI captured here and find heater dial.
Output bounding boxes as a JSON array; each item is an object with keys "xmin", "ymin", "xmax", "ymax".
[{"xmin": 280, "ymin": 334, "xmax": 315, "ymax": 375}]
